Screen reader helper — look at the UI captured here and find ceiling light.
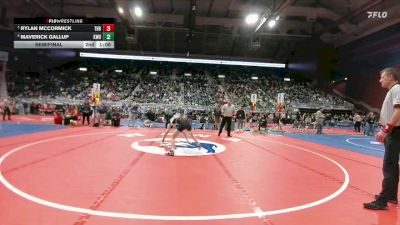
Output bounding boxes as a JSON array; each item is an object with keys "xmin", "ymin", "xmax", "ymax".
[
  {"xmin": 134, "ymin": 6, "xmax": 143, "ymax": 17},
  {"xmin": 268, "ymin": 20, "xmax": 276, "ymax": 28},
  {"xmin": 118, "ymin": 7, "xmax": 124, "ymax": 14},
  {"xmin": 245, "ymin": 14, "xmax": 259, "ymax": 25}
]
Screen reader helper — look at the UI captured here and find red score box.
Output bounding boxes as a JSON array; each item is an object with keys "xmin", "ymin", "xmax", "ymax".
[{"xmin": 102, "ymin": 24, "xmax": 114, "ymax": 32}]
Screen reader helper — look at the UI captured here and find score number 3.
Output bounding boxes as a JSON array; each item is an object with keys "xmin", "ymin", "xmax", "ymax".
[{"xmin": 102, "ymin": 24, "xmax": 114, "ymax": 32}]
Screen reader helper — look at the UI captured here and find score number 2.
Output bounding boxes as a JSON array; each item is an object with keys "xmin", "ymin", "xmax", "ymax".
[{"xmin": 102, "ymin": 32, "xmax": 114, "ymax": 41}]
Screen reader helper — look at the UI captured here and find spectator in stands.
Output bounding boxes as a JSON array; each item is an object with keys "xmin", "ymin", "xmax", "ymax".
[
  {"xmin": 2, "ymin": 97, "xmax": 12, "ymax": 121},
  {"xmin": 63, "ymin": 106, "xmax": 79, "ymax": 125},
  {"xmin": 207, "ymin": 112, "xmax": 215, "ymax": 129},
  {"xmin": 236, "ymin": 106, "xmax": 245, "ymax": 131},
  {"xmin": 54, "ymin": 110, "xmax": 63, "ymax": 125},
  {"xmin": 45, "ymin": 104, "xmax": 55, "ymax": 116},
  {"xmin": 39, "ymin": 103, "xmax": 46, "ymax": 115},
  {"xmin": 365, "ymin": 112, "xmax": 377, "ymax": 136},
  {"xmin": 163, "ymin": 108, "xmax": 173, "ymax": 129},
  {"xmin": 96, "ymin": 102, "xmax": 108, "ymax": 126},
  {"xmin": 214, "ymin": 103, "xmax": 222, "ymax": 130},
  {"xmin": 145, "ymin": 108, "xmax": 156, "ymax": 122},
  {"xmin": 30, "ymin": 102, "xmax": 38, "ymax": 114},
  {"xmin": 199, "ymin": 114, "xmax": 207, "ymax": 130},
  {"xmin": 353, "ymin": 112, "xmax": 362, "ymax": 132},
  {"xmin": 128, "ymin": 103, "xmax": 140, "ymax": 127},
  {"xmin": 273, "ymin": 112, "xmax": 284, "ymax": 132},
  {"xmin": 315, "ymin": 108, "xmax": 325, "ymax": 134},
  {"xmin": 186, "ymin": 107, "xmax": 193, "ymax": 125},
  {"xmin": 259, "ymin": 113, "xmax": 268, "ymax": 131},
  {"xmin": 105, "ymin": 108, "xmax": 113, "ymax": 126},
  {"xmin": 15, "ymin": 100, "xmax": 25, "ymax": 115},
  {"xmin": 250, "ymin": 112, "xmax": 259, "ymax": 129},
  {"xmin": 81, "ymin": 99, "xmax": 92, "ymax": 125},
  {"xmin": 111, "ymin": 108, "xmax": 121, "ymax": 127}
]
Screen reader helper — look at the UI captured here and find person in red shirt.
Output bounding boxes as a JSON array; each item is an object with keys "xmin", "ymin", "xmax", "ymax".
[{"xmin": 54, "ymin": 111, "xmax": 63, "ymax": 125}]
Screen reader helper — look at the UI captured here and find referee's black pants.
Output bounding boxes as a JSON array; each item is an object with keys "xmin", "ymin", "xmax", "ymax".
[
  {"xmin": 379, "ymin": 127, "xmax": 400, "ymax": 201},
  {"xmin": 3, "ymin": 107, "xmax": 11, "ymax": 120},
  {"xmin": 219, "ymin": 116, "xmax": 232, "ymax": 136}
]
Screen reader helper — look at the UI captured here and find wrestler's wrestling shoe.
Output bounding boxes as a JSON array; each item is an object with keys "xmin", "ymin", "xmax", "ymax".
[{"xmin": 165, "ymin": 150, "xmax": 175, "ymax": 156}]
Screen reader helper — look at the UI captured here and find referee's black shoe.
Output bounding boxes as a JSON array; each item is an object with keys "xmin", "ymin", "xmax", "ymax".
[
  {"xmin": 363, "ymin": 200, "xmax": 388, "ymax": 210},
  {"xmin": 375, "ymin": 195, "xmax": 398, "ymax": 204}
]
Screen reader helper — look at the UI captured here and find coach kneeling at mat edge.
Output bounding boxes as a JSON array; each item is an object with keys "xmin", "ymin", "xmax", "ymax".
[{"xmin": 218, "ymin": 100, "xmax": 235, "ymax": 137}]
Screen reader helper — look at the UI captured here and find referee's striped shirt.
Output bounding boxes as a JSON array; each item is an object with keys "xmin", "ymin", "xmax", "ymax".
[
  {"xmin": 221, "ymin": 104, "xmax": 235, "ymax": 117},
  {"xmin": 380, "ymin": 84, "xmax": 400, "ymax": 126}
]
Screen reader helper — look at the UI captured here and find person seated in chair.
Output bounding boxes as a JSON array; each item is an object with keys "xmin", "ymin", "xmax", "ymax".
[
  {"xmin": 199, "ymin": 114, "xmax": 207, "ymax": 130},
  {"xmin": 111, "ymin": 108, "xmax": 121, "ymax": 127},
  {"xmin": 63, "ymin": 106, "xmax": 79, "ymax": 125}
]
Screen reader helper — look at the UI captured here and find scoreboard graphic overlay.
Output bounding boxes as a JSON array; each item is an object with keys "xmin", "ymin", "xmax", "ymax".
[{"xmin": 14, "ymin": 18, "xmax": 114, "ymax": 49}]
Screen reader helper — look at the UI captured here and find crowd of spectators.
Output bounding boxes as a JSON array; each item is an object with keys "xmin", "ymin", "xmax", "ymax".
[
  {"xmin": 218, "ymin": 72, "xmax": 352, "ymax": 111},
  {"xmin": 6, "ymin": 65, "xmax": 141, "ymax": 102},
  {"xmin": 5, "ymin": 63, "xmax": 357, "ymax": 127},
  {"xmin": 0, "ymin": 92, "xmax": 379, "ymax": 137}
]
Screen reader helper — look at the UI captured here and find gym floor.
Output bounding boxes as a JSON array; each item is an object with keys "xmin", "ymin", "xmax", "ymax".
[{"xmin": 0, "ymin": 116, "xmax": 397, "ymax": 225}]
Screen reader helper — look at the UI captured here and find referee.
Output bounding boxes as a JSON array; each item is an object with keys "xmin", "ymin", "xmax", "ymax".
[
  {"xmin": 364, "ymin": 67, "xmax": 400, "ymax": 210},
  {"xmin": 218, "ymin": 100, "xmax": 235, "ymax": 137}
]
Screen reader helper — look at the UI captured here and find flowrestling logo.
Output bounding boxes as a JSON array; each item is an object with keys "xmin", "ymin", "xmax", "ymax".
[
  {"xmin": 367, "ymin": 11, "xmax": 387, "ymax": 19},
  {"xmin": 131, "ymin": 138, "xmax": 226, "ymax": 156}
]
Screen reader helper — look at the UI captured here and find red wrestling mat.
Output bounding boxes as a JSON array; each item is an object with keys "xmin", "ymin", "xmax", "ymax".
[
  {"xmin": 0, "ymin": 128, "xmax": 397, "ymax": 225},
  {"xmin": 5, "ymin": 115, "xmax": 57, "ymax": 124}
]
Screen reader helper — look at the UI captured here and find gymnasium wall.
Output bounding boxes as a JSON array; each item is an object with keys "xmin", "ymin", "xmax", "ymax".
[
  {"xmin": 288, "ymin": 23, "xmax": 400, "ymax": 109},
  {"xmin": 335, "ymin": 23, "xmax": 400, "ymax": 108}
]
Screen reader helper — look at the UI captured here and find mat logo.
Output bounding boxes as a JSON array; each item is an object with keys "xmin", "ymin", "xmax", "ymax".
[
  {"xmin": 118, "ymin": 133, "xmax": 144, "ymax": 138},
  {"xmin": 131, "ymin": 138, "xmax": 225, "ymax": 156},
  {"xmin": 160, "ymin": 133, "xmax": 211, "ymax": 138}
]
